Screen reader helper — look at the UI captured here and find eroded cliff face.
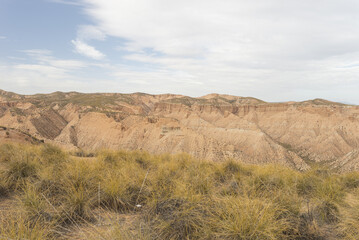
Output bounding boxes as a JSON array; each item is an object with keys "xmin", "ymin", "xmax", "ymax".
[{"xmin": 1, "ymin": 90, "xmax": 359, "ymax": 171}]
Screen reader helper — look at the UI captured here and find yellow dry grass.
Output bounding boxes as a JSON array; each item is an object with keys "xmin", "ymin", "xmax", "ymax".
[{"xmin": 0, "ymin": 143, "xmax": 359, "ymax": 239}]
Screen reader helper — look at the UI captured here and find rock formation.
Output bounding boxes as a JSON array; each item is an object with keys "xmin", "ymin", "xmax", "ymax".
[{"xmin": 1, "ymin": 89, "xmax": 359, "ymax": 171}]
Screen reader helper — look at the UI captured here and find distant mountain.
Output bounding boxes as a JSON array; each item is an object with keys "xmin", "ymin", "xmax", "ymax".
[{"xmin": 1, "ymin": 89, "xmax": 359, "ymax": 172}]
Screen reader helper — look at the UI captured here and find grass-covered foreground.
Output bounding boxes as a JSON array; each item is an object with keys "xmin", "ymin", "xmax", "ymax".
[{"xmin": 1, "ymin": 143, "xmax": 359, "ymax": 239}]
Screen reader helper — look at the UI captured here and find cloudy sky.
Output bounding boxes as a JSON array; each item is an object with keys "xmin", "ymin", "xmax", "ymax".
[{"xmin": 1, "ymin": 0, "xmax": 359, "ymax": 103}]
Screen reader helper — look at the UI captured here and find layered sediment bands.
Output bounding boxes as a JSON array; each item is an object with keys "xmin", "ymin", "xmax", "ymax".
[
  {"xmin": 153, "ymin": 102, "xmax": 191, "ymax": 114},
  {"xmin": 255, "ymin": 106, "xmax": 359, "ymax": 164},
  {"xmin": 155, "ymin": 102, "xmax": 291, "ymax": 116},
  {"xmin": 0, "ymin": 102, "xmax": 17, "ymax": 108},
  {"xmin": 1, "ymin": 89, "xmax": 359, "ymax": 171},
  {"xmin": 331, "ymin": 149, "xmax": 359, "ymax": 172},
  {"xmin": 30, "ymin": 109, "xmax": 68, "ymax": 139}
]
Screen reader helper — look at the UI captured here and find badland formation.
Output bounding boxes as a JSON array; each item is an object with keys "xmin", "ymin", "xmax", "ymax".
[{"xmin": 1, "ymin": 89, "xmax": 359, "ymax": 172}]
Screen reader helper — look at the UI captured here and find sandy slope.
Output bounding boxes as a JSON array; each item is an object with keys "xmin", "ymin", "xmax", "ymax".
[{"xmin": 1, "ymin": 89, "xmax": 359, "ymax": 171}]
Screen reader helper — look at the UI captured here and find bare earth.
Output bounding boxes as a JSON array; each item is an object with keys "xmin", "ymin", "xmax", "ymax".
[{"xmin": 1, "ymin": 89, "xmax": 359, "ymax": 172}]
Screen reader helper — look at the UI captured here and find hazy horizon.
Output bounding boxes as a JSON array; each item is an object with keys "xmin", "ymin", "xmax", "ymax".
[{"xmin": 1, "ymin": 87, "xmax": 358, "ymax": 105}]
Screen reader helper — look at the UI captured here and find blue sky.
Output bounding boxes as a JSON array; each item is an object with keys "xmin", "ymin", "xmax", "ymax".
[
  {"xmin": 1, "ymin": 0, "xmax": 82, "ymax": 58},
  {"xmin": 1, "ymin": 0, "xmax": 359, "ymax": 104}
]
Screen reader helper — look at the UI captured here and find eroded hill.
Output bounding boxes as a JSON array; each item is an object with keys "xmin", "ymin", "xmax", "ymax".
[{"xmin": 1, "ymin": 89, "xmax": 359, "ymax": 171}]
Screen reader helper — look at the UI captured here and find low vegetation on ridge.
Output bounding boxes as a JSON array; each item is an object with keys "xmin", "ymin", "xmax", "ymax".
[{"xmin": 1, "ymin": 143, "xmax": 359, "ymax": 239}]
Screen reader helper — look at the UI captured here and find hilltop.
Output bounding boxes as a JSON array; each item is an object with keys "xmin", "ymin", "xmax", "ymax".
[{"xmin": 1, "ymin": 89, "xmax": 359, "ymax": 172}]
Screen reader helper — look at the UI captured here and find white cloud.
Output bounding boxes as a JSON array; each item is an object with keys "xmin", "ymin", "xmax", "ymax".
[
  {"xmin": 71, "ymin": 25, "xmax": 106, "ymax": 60},
  {"xmin": 0, "ymin": 50, "xmax": 94, "ymax": 93},
  {"xmin": 3, "ymin": 1, "xmax": 359, "ymax": 103},
  {"xmin": 0, "ymin": 36, "xmax": 6, "ymax": 39},
  {"xmin": 71, "ymin": 0, "xmax": 359, "ymax": 103},
  {"xmin": 80, "ymin": 0, "xmax": 359, "ymax": 61},
  {"xmin": 71, "ymin": 39, "xmax": 105, "ymax": 60},
  {"xmin": 20, "ymin": 49, "xmax": 87, "ymax": 69},
  {"xmin": 77, "ymin": 25, "xmax": 106, "ymax": 41}
]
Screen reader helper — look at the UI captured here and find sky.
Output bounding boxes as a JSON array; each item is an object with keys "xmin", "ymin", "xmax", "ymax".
[{"xmin": 1, "ymin": 0, "xmax": 359, "ymax": 103}]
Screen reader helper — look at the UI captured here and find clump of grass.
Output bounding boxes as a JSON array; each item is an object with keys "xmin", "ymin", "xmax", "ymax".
[
  {"xmin": 314, "ymin": 200, "xmax": 340, "ymax": 224},
  {"xmin": 340, "ymin": 172, "xmax": 359, "ymax": 189},
  {"xmin": 2, "ymin": 143, "xmax": 359, "ymax": 239},
  {"xmin": 20, "ymin": 183, "xmax": 49, "ymax": 221},
  {"xmin": 105, "ymin": 223, "xmax": 154, "ymax": 240},
  {"xmin": 211, "ymin": 196, "xmax": 291, "ymax": 240},
  {"xmin": 0, "ymin": 212, "xmax": 55, "ymax": 240},
  {"xmin": 182, "ymin": 161, "xmax": 216, "ymax": 196},
  {"xmin": 40, "ymin": 144, "xmax": 67, "ymax": 165},
  {"xmin": 58, "ymin": 161, "xmax": 99, "ymax": 222},
  {"xmin": 97, "ymin": 149, "xmax": 131, "ymax": 165},
  {"xmin": 62, "ymin": 183, "xmax": 95, "ymax": 222},
  {"xmin": 71, "ymin": 149, "xmax": 95, "ymax": 158},
  {"xmin": 223, "ymin": 159, "xmax": 252, "ymax": 176},
  {"xmin": 2, "ymin": 151, "xmax": 39, "ymax": 190},
  {"xmin": 0, "ymin": 178, "xmax": 9, "ymax": 197},
  {"xmin": 99, "ymin": 155, "xmax": 151, "ymax": 211},
  {"xmin": 145, "ymin": 198, "xmax": 210, "ymax": 240},
  {"xmin": 314, "ymin": 177, "xmax": 345, "ymax": 203},
  {"xmin": 99, "ymin": 170, "xmax": 149, "ymax": 212},
  {"xmin": 296, "ymin": 173, "xmax": 321, "ymax": 197},
  {"xmin": 37, "ymin": 174, "xmax": 66, "ymax": 203},
  {"xmin": 98, "ymin": 150, "xmax": 120, "ymax": 165},
  {"xmin": 149, "ymin": 164, "xmax": 177, "ymax": 199},
  {"xmin": 308, "ymin": 176, "xmax": 345, "ymax": 225},
  {"xmin": 337, "ymin": 190, "xmax": 359, "ymax": 240},
  {"xmin": 246, "ymin": 164, "xmax": 297, "ymax": 199},
  {"xmin": 99, "ymin": 172, "xmax": 127, "ymax": 210},
  {"xmin": 0, "ymin": 143, "xmax": 18, "ymax": 162},
  {"xmin": 219, "ymin": 179, "xmax": 242, "ymax": 196},
  {"xmin": 252, "ymin": 170, "xmax": 285, "ymax": 192},
  {"xmin": 214, "ymin": 159, "xmax": 252, "ymax": 184}
]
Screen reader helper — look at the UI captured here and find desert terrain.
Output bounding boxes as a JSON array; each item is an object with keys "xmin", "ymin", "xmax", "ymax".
[{"xmin": 1, "ymin": 89, "xmax": 359, "ymax": 171}]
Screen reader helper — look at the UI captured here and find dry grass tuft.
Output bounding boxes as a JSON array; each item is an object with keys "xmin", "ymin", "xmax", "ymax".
[{"xmin": 0, "ymin": 143, "xmax": 359, "ymax": 239}]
